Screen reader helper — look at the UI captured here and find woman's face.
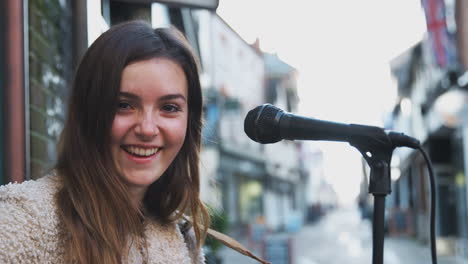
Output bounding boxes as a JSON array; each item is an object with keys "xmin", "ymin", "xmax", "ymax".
[{"xmin": 111, "ymin": 58, "xmax": 188, "ymax": 199}]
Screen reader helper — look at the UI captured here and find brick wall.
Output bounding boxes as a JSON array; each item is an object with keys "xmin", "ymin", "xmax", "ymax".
[{"xmin": 28, "ymin": 0, "xmax": 73, "ymax": 179}]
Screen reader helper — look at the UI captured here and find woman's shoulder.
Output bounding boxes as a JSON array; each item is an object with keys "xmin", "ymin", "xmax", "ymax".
[
  {"xmin": 0, "ymin": 173, "xmax": 62, "ymax": 229},
  {"xmin": 0, "ymin": 172, "xmax": 63, "ymax": 229},
  {"xmin": 177, "ymin": 220, "xmax": 205, "ymax": 264},
  {"xmin": 143, "ymin": 219, "xmax": 205, "ymax": 264},
  {"xmin": 0, "ymin": 173, "xmax": 63, "ymax": 262},
  {"xmin": 0, "ymin": 173, "xmax": 61, "ymax": 204}
]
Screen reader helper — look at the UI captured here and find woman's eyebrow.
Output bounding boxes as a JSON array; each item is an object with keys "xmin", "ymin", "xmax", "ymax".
[
  {"xmin": 118, "ymin": 92, "xmax": 186, "ymax": 102},
  {"xmin": 159, "ymin": 93, "xmax": 187, "ymax": 102},
  {"xmin": 118, "ymin": 92, "xmax": 140, "ymax": 100}
]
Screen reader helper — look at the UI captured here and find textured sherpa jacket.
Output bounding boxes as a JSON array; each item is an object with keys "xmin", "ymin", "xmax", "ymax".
[{"xmin": 0, "ymin": 174, "xmax": 205, "ymax": 264}]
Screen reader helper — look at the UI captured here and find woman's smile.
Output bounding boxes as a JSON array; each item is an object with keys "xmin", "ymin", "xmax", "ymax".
[{"xmin": 121, "ymin": 145, "xmax": 160, "ymax": 158}]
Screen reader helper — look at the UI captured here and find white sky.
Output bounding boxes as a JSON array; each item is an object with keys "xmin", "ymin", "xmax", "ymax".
[{"xmin": 217, "ymin": 0, "xmax": 427, "ymax": 205}]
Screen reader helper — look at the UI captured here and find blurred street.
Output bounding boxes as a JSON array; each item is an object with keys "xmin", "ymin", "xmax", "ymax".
[
  {"xmin": 293, "ymin": 207, "xmax": 466, "ymax": 264},
  {"xmin": 220, "ymin": 206, "xmax": 468, "ymax": 264}
]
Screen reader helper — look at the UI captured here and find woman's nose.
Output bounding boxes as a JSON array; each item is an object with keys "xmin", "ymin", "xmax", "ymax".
[{"xmin": 135, "ymin": 112, "xmax": 159, "ymax": 139}]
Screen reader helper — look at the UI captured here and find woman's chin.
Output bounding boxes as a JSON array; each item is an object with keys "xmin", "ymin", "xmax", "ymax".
[{"xmin": 123, "ymin": 171, "xmax": 162, "ymax": 189}]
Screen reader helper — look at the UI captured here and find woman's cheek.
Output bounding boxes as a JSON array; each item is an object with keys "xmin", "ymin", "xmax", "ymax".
[{"xmin": 111, "ymin": 115, "xmax": 134, "ymax": 141}]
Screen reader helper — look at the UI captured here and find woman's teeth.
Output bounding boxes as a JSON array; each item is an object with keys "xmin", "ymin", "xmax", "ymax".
[{"xmin": 124, "ymin": 146, "xmax": 158, "ymax": 157}]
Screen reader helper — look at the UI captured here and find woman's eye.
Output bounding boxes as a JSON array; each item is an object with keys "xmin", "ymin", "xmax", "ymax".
[
  {"xmin": 118, "ymin": 102, "xmax": 133, "ymax": 110},
  {"xmin": 162, "ymin": 104, "xmax": 181, "ymax": 113}
]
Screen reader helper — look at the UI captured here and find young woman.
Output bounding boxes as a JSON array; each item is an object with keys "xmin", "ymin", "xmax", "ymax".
[{"xmin": 0, "ymin": 20, "xmax": 210, "ymax": 263}]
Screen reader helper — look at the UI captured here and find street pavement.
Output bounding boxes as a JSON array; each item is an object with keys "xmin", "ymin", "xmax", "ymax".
[
  {"xmin": 219, "ymin": 206, "xmax": 468, "ymax": 264},
  {"xmin": 293, "ymin": 207, "xmax": 467, "ymax": 264}
]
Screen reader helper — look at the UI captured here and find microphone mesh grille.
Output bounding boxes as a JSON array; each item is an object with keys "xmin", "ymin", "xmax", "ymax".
[
  {"xmin": 244, "ymin": 104, "xmax": 282, "ymax": 144},
  {"xmin": 244, "ymin": 107, "xmax": 258, "ymax": 141}
]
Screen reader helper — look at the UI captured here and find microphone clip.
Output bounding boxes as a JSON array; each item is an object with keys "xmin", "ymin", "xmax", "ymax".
[
  {"xmin": 351, "ymin": 135, "xmax": 396, "ymax": 264},
  {"xmin": 350, "ymin": 135, "xmax": 394, "ymax": 196}
]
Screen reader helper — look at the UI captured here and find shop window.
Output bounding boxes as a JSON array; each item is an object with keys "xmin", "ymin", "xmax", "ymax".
[
  {"xmin": 429, "ymin": 136, "xmax": 452, "ymax": 163},
  {"xmin": 239, "ymin": 177, "xmax": 263, "ymax": 223}
]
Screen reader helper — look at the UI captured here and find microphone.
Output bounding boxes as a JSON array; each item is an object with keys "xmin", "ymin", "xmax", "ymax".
[{"xmin": 244, "ymin": 104, "xmax": 420, "ymax": 149}]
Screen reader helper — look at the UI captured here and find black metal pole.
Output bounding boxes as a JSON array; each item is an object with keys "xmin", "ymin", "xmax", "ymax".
[
  {"xmin": 372, "ymin": 195, "xmax": 386, "ymax": 264},
  {"xmin": 349, "ymin": 131, "xmax": 394, "ymax": 264},
  {"xmin": 366, "ymin": 160, "xmax": 391, "ymax": 264}
]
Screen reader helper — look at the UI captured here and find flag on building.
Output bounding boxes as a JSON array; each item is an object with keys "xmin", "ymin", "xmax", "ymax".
[{"xmin": 420, "ymin": 0, "xmax": 458, "ymax": 68}]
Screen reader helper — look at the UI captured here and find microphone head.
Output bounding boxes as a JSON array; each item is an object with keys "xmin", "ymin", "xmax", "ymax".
[{"xmin": 244, "ymin": 104, "xmax": 283, "ymax": 144}]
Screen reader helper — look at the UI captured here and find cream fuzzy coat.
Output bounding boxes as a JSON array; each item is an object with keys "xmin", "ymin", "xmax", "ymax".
[{"xmin": 0, "ymin": 175, "xmax": 204, "ymax": 263}]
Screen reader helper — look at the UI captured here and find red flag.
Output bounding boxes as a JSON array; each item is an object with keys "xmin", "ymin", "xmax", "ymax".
[{"xmin": 421, "ymin": 0, "xmax": 457, "ymax": 68}]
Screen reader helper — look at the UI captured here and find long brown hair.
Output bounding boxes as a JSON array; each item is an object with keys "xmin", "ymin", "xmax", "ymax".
[{"xmin": 55, "ymin": 20, "xmax": 209, "ymax": 263}]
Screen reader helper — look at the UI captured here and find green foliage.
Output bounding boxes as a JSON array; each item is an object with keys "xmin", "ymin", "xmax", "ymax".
[{"xmin": 205, "ymin": 205, "xmax": 229, "ymax": 254}]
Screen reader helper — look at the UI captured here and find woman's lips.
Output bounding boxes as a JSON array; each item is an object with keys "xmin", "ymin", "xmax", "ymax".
[{"xmin": 121, "ymin": 146, "xmax": 160, "ymax": 164}]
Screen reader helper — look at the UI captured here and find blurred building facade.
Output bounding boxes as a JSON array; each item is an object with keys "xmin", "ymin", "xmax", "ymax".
[
  {"xmin": 382, "ymin": 0, "xmax": 468, "ymax": 257},
  {"xmin": 194, "ymin": 11, "xmax": 311, "ymax": 235},
  {"xmin": 194, "ymin": 11, "xmax": 268, "ymax": 228},
  {"xmin": 262, "ymin": 52, "xmax": 308, "ymax": 232},
  {"xmin": 1, "ymin": 0, "xmax": 316, "ymax": 249}
]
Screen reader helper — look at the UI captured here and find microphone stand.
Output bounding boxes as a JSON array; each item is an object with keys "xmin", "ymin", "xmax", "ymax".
[{"xmin": 350, "ymin": 136, "xmax": 394, "ymax": 264}]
